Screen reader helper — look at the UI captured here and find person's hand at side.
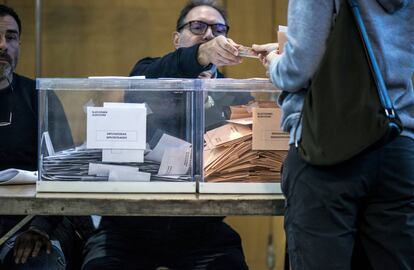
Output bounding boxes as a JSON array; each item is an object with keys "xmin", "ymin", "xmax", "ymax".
[
  {"xmin": 13, "ymin": 227, "xmax": 52, "ymax": 264},
  {"xmin": 198, "ymin": 35, "xmax": 243, "ymax": 67}
]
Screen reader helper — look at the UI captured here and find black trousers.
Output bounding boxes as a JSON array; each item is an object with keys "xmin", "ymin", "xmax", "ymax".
[
  {"xmin": 282, "ymin": 136, "xmax": 414, "ymax": 270},
  {"xmin": 82, "ymin": 218, "xmax": 248, "ymax": 270}
]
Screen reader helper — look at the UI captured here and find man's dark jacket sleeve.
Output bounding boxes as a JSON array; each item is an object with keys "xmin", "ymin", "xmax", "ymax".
[{"xmin": 130, "ymin": 44, "xmax": 211, "ymax": 78}]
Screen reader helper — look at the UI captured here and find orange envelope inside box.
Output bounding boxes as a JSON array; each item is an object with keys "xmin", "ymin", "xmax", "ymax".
[
  {"xmin": 204, "ymin": 123, "xmax": 252, "ymax": 149},
  {"xmin": 229, "ymin": 105, "xmax": 251, "ymax": 119},
  {"xmin": 252, "ymin": 107, "xmax": 289, "ymax": 151}
]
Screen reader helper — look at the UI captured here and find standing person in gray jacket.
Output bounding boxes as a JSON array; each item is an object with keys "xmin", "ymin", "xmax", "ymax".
[{"xmin": 253, "ymin": 0, "xmax": 414, "ymax": 269}]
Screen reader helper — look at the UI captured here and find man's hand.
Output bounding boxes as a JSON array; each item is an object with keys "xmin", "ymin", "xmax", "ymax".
[
  {"xmin": 13, "ymin": 228, "xmax": 52, "ymax": 264},
  {"xmin": 197, "ymin": 36, "xmax": 243, "ymax": 67}
]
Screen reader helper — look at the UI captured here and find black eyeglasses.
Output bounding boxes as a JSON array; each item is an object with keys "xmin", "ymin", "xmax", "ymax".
[
  {"xmin": 0, "ymin": 77, "xmax": 13, "ymax": 127},
  {"xmin": 177, "ymin": 20, "xmax": 229, "ymax": 37}
]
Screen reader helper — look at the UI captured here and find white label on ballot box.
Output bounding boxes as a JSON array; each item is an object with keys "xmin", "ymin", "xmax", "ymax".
[
  {"xmin": 100, "ymin": 102, "xmax": 146, "ymax": 162},
  {"xmin": 87, "ymin": 106, "xmax": 146, "ymax": 149}
]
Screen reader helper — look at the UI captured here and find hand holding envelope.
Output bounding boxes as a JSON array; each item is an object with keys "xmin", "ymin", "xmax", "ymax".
[
  {"xmin": 250, "ymin": 25, "xmax": 287, "ymax": 70},
  {"xmin": 237, "ymin": 46, "xmax": 260, "ymax": 59},
  {"xmin": 197, "ymin": 35, "xmax": 243, "ymax": 67},
  {"xmin": 251, "ymin": 43, "xmax": 279, "ymax": 69}
]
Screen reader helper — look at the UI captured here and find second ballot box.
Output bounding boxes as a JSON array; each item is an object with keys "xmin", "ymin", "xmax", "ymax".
[{"xmin": 199, "ymin": 79, "xmax": 289, "ymax": 194}]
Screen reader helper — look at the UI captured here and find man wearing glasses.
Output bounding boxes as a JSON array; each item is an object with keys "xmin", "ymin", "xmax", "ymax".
[
  {"xmin": 82, "ymin": 1, "xmax": 250, "ymax": 270},
  {"xmin": 129, "ymin": 0, "xmax": 242, "ymax": 79}
]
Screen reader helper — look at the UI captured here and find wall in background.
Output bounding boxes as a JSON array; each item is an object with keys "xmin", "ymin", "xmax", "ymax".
[{"xmin": 10, "ymin": 0, "xmax": 288, "ymax": 78}]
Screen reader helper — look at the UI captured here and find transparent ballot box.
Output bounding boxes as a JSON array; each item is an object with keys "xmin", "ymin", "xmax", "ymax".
[
  {"xmin": 200, "ymin": 79, "xmax": 288, "ymax": 194},
  {"xmin": 37, "ymin": 78, "xmax": 196, "ymax": 193}
]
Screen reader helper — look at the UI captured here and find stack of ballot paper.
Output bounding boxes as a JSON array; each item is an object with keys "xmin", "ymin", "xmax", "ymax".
[
  {"xmin": 203, "ymin": 101, "xmax": 289, "ymax": 183},
  {"xmin": 42, "ymin": 126, "xmax": 192, "ymax": 182},
  {"xmin": 42, "ymin": 146, "xmax": 191, "ymax": 182}
]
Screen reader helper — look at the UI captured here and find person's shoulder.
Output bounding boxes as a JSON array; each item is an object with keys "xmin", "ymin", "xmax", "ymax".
[
  {"xmin": 129, "ymin": 57, "xmax": 161, "ymax": 76},
  {"xmin": 13, "ymin": 73, "xmax": 36, "ymax": 97},
  {"xmin": 13, "ymin": 73, "xmax": 35, "ymax": 88},
  {"xmin": 138, "ymin": 56, "xmax": 161, "ymax": 63},
  {"xmin": 134, "ymin": 56, "xmax": 163, "ymax": 68}
]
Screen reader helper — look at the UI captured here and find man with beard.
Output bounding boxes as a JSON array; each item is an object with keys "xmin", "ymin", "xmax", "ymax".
[{"xmin": 0, "ymin": 4, "xmax": 94, "ymax": 270}]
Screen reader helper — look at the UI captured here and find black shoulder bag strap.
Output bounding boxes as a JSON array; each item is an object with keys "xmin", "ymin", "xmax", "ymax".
[{"xmin": 348, "ymin": 0, "xmax": 400, "ymax": 127}]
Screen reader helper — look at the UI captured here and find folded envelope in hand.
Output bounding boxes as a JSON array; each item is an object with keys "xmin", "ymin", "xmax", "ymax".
[{"xmin": 238, "ymin": 46, "xmax": 259, "ymax": 58}]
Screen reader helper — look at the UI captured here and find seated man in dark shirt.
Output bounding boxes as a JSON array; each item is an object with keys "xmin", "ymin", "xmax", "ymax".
[
  {"xmin": 82, "ymin": 1, "xmax": 251, "ymax": 270},
  {"xmin": 0, "ymin": 4, "xmax": 94, "ymax": 270}
]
